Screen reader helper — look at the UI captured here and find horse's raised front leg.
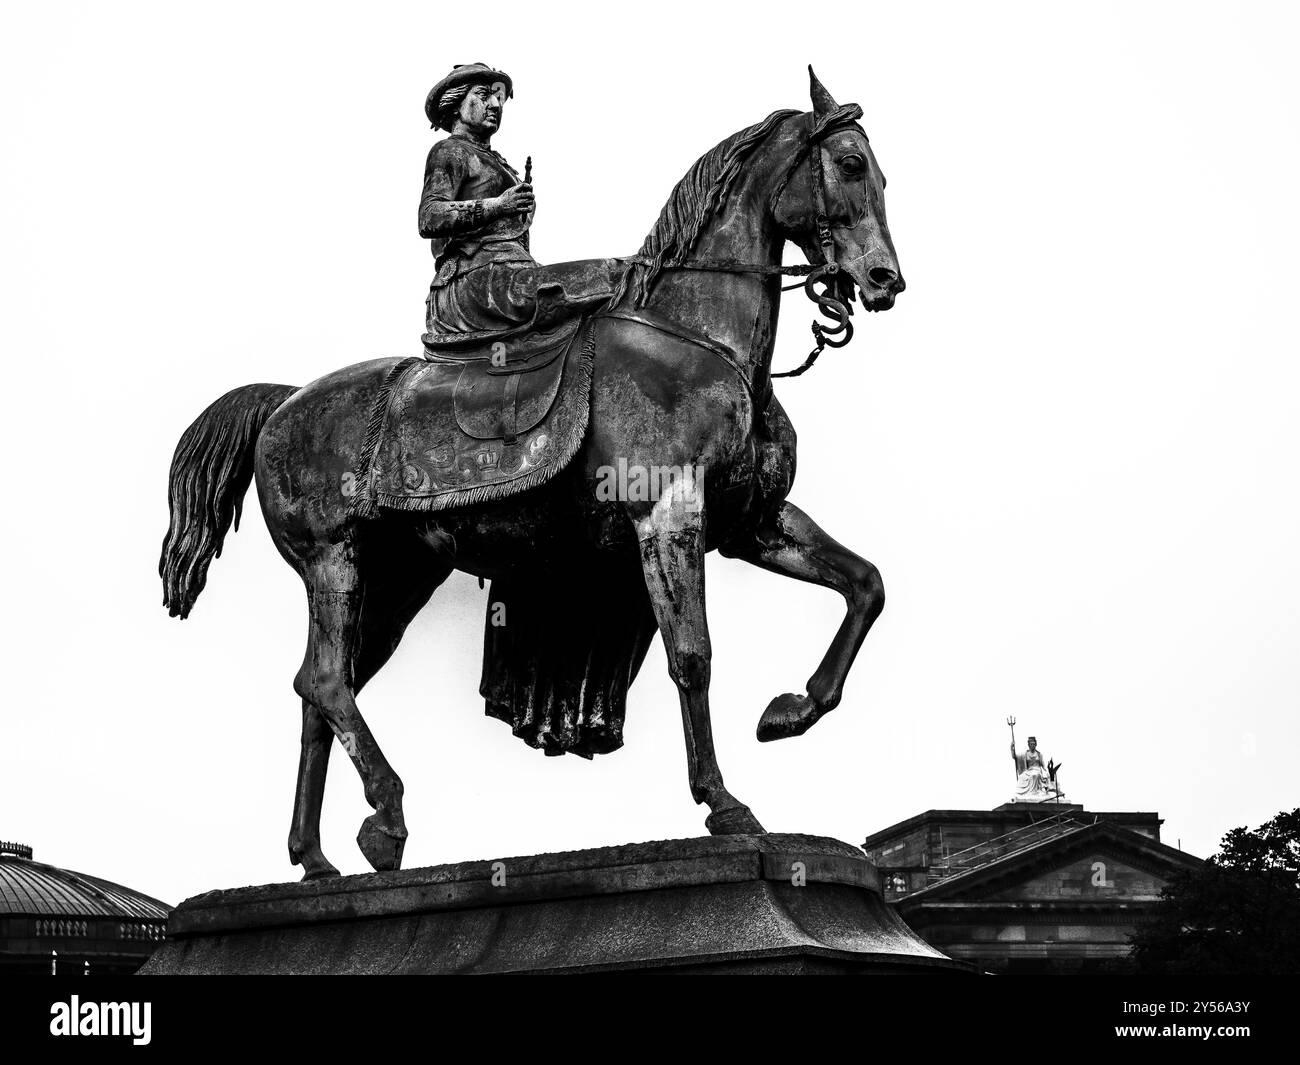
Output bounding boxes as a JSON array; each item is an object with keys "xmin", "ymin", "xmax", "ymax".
[
  {"xmin": 630, "ymin": 480, "xmax": 765, "ymax": 835},
  {"xmin": 721, "ymin": 501, "xmax": 884, "ymax": 741},
  {"xmin": 293, "ymin": 544, "xmax": 407, "ymax": 872}
]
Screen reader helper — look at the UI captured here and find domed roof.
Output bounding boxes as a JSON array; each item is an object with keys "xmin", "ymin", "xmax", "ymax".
[{"xmin": 0, "ymin": 842, "xmax": 168, "ymax": 921}]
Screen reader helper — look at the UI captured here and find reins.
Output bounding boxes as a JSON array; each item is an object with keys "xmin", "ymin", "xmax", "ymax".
[{"xmin": 617, "ymin": 107, "xmax": 864, "ymax": 380}]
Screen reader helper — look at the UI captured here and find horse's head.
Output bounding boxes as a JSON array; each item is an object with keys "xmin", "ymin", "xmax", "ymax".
[{"xmin": 774, "ymin": 68, "xmax": 905, "ymax": 312}]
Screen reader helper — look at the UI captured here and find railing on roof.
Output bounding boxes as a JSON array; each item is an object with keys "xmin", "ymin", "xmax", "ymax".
[
  {"xmin": 927, "ymin": 811, "xmax": 1093, "ymax": 884},
  {"xmin": 0, "ymin": 841, "xmax": 33, "ymax": 860}
]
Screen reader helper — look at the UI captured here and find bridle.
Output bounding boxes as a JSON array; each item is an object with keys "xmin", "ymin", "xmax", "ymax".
[
  {"xmin": 619, "ymin": 106, "xmax": 866, "ymax": 379},
  {"xmin": 770, "ymin": 102, "xmax": 864, "ymax": 377}
]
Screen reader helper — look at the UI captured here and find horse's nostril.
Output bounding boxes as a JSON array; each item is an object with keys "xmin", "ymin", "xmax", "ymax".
[{"xmin": 867, "ymin": 266, "xmax": 898, "ymax": 289}]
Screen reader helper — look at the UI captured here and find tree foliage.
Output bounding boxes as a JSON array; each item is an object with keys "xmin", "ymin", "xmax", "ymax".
[{"xmin": 1132, "ymin": 808, "xmax": 1300, "ymax": 974}]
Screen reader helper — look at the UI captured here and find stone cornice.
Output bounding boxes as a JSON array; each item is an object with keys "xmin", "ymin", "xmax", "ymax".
[{"xmin": 862, "ymin": 808, "xmax": 1163, "ymax": 851}]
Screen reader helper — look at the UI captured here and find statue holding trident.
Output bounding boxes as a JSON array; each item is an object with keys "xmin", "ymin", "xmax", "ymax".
[{"xmin": 1007, "ymin": 717, "xmax": 1064, "ymax": 803}]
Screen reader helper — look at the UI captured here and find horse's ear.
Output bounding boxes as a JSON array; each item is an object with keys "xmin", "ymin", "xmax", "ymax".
[{"xmin": 808, "ymin": 65, "xmax": 839, "ymax": 118}]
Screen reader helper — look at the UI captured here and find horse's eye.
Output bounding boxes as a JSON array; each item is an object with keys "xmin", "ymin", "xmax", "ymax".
[{"xmin": 839, "ymin": 154, "xmax": 866, "ymax": 178}]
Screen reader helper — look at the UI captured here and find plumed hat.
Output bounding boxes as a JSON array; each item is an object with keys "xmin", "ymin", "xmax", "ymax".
[{"xmin": 425, "ymin": 63, "xmax": 514, "ymax": 129}]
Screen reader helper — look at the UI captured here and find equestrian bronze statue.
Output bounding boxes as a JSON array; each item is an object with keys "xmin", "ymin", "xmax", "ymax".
[{"xmin": 160, "ymin": 64, "xmax": 906, "ymax": 880}]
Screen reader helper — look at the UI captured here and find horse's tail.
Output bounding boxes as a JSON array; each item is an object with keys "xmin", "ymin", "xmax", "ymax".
[{"xmin": 160, "ymin": 382, "xmax": 299, "ymax": 619}]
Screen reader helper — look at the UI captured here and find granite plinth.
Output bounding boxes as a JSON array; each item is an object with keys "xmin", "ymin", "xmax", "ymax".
[{"xmin": 141, "ymin": 834, "xmax": 973, "ymax": 975}]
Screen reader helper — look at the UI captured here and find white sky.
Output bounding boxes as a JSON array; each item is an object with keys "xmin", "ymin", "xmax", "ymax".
[{"xmin": 2, "ymin": 1, "xmax": 1297, "ymax": 906}]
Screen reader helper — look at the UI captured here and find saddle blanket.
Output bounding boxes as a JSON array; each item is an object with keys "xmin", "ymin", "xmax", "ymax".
[{"xmin": 349, "ymin": 318, "xmax": 594, "ymax": 515}]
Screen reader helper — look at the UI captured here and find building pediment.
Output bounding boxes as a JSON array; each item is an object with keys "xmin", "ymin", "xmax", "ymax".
[
  {"xmin": 904, "ymin": 822, "xmax": 1200, "ymax": 906},
  {"xmin": 980, "ymin": 852, "xmax": 1164, "ymax": 903}
]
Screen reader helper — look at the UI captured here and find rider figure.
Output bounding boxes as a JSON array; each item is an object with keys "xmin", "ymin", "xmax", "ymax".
[{"xmin": 421, "ymin": 63, "xmax": 617, "ymax": 339}]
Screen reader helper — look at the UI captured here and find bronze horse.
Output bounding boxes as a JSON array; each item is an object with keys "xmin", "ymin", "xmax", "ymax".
[{"xmin": 160, "ymin": 70, "xmax": 905, "ymax": 879}]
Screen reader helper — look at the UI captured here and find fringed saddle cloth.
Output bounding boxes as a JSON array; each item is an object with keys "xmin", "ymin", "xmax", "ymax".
[{"xmin": 348, "ymin": 316, "xmax": 594, "ymax": 516}]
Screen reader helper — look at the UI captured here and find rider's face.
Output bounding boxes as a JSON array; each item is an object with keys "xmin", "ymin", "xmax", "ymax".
[{"xmin": 458, "ymin": 82, "xmax": 507, "ymax": 136}]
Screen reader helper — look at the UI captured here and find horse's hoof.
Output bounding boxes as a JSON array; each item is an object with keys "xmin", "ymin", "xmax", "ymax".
[
  {"xmin": 357, "ymin": 815, "xmax": 406, "ymax": 872},
  {"xmin": 756, "ymin": 692, "xmax": 824, "ymax": 742},
  {"xmin": 705, "ymin": 805, "xmax": 765, "ymax": 835},
  {"xmin": 289, "ymin": 843, "xmax": 341, "ymax": 881}
]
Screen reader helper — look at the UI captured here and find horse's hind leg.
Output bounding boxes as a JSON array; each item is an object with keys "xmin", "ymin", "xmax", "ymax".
[
  {"xmin": 292, "ymin": 542, "xmax": 410, "ymax": 872},
  {"xmin": 631, "ymin": 487, "xmax": 765, "ymax": 836},
  {"xmin": 721, "ymin": 501, "xmax": 884, "ymax": 741},
  {"xmin": 289, "ymin": 539, "xmax": 452, "ymax": 879},
  {"xmin": 289, "ymin": 703, "xmax": 337, "ymax": 878}
]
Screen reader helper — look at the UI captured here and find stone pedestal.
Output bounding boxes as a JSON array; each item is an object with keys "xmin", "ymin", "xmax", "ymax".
[{"xmin": 141, "ymin": 834, "xmax": 973, "ymax": 974}]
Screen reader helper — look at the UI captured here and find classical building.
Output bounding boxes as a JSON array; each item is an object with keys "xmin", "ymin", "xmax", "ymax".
[
  {"xmin": 0, "ymin": 840, "xmax": 170, "ymax": 974},
  {"xmin": 862, "ymin": 804, "xmax": 1203, "ymax": 973}
]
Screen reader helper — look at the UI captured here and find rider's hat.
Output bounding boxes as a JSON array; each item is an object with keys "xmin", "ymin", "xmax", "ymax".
[{"xmin": 425, "ymin": 63, "xmax": 514, "ymax": 130}]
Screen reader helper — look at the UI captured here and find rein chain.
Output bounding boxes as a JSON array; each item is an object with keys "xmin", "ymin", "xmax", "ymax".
[{"xmin": 617, "ymin": 110, "xmax": 861, "ymax": 380}]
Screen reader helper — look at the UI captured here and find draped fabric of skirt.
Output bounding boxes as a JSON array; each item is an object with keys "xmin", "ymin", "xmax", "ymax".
[
  {"xmin": 481, "ymin": 561, "xmax": 659, "ymax": 758},
  {"xmin": 427, "ymin": 253, "xmax": 624, "ymax": 335},
  {"xmin": 1014, "ymin": 767, "xmax": 1052, "ymax": 801},
  {"xmin": 428, "ymin": 258, "xmax": 537, "ymax": 334}
]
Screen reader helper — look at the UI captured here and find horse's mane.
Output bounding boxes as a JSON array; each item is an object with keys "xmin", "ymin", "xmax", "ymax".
[{"xmin": 620, "ymin": 109, "xmax": 800, "ymax": 306}]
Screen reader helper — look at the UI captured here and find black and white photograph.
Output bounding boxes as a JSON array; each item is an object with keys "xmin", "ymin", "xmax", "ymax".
[{"xmin": 1, "ymin": 0, "xmax": 1296, "ymax": 1045}]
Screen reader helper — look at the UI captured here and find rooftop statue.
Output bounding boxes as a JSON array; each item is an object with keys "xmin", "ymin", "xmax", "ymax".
[
  {"xmin": 159, "ymin": 64, "xmax": 907, "ymax": 879},
  {"xmin": 1008, "ymin": 723, "xmax": 1065, "ymax": 803}
]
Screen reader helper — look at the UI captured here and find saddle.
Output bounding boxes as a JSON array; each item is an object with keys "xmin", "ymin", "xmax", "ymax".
[
  {"xmin": 349, "ymin": 301, "xmax": 595, "ymax": 516},
  {"xmin": 429, "ymin": 312, "xmax": 580, "ymax": 444}
]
